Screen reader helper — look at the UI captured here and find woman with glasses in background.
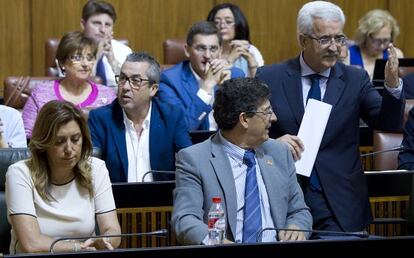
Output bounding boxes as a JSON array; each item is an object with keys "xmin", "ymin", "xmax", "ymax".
[
  {"xmin": 207, "ymin": 3, "xmax": 264, "ymax": 77},
  {"xmin": 344, "ymin": 9, "xmax": 403, "ymax": 79},
  {"xmin": 22, "ymin": 31, "xmax": 116, "ymax": 139}
]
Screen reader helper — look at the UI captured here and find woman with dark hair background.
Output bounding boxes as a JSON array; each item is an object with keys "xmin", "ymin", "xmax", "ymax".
[{"xmin": 207, "ymin": 3, "xmax": 264, "ymax": 77}]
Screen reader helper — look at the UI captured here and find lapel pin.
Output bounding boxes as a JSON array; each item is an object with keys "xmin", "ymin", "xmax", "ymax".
[{"xmin": 267, "ymin": 160, "xmax": 273, "ymax": 166}]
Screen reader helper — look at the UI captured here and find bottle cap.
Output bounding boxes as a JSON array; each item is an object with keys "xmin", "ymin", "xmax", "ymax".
[{"xmin": 212, "ymin": 197, "xmax": 221, "ymax": 203}]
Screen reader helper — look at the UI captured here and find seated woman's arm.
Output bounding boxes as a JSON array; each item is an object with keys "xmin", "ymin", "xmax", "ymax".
[
  {"xmin": 82, "ymin": 211, "xmax": 121, "ymax": 249},
  {"xmin": 10, "ymin": 215, "xmax": 82, "ymax": 253},
  {"xmin": 0, "ymin": 127, "xmax": 7, "ymax": 147},
  {"xmin": 81, "ymin": 159, "xmax": 121, "ymax": 249},
  {"xmin": 228, "ymin": 40, "xmax": 260, "ymax": 77},
  {"xmin": 396, "ymin": 47, "xmax": 404, "ymax": 58}
]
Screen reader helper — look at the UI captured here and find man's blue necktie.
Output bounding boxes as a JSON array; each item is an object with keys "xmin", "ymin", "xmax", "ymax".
[
  {"xmin": 242, "ymin": 150, "xmax": 262, "ymax": 243},
  {"xmin": 96, "ymin": 57, "xmax": 107, "ymax": 85},
  {"xmin": 307, "ymin": 74, "xmax": 323, "ymax": 191}
]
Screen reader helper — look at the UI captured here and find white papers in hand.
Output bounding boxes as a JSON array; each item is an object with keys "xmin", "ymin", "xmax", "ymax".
[{"xmin": 295, "ymin": 99, "xmax": 332, "ymax": 177}]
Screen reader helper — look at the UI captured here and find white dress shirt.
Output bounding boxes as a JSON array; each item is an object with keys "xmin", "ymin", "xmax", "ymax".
[{"xmin": 124, "ymin": 103, "xmax": 152, "ymax": 182}]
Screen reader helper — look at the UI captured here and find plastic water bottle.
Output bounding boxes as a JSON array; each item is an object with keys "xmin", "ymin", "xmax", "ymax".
[{"xmin": 207, "ymin": 197, "xmax": 226, "ymax": 245}]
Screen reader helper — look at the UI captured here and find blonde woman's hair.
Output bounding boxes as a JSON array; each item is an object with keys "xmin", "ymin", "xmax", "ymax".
[
  {"xmin": 27, "ymin": 100, "xmax": 93, "ymax": 201},
  {"xmin": 355, "ymin": 9, "xmax": 400, "ymax": 46}
]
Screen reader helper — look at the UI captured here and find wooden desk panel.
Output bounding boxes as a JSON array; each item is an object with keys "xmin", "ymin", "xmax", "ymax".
[
  {"xmin": 117, "ymin": 207, "xmax": 176, "ymax": 248},
  {"xmin": 112, "ymin": 171, "xmax": 413, "ymax": 246}
]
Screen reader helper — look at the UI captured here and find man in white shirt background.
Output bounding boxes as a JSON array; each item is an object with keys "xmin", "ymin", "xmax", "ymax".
[
  {"xmin": 0, "ymin": 105, "xmax": 27, "ymax": 148},
  {"xmin": 81, "ymin": 0, "xmax": 132, "ymax": 87}
]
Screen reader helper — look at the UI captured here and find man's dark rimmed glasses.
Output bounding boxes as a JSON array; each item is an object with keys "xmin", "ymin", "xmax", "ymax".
[
  {"xmin": 245, "ymin": 109, "xmax": 274, "ymax": 118},
  {"xmin": 115, "ymin": 74, "xmax": 153, "ymax": 89},
  {"xmin": 305, "ymin": 34, "xmax": 348, "ymax": 46}
]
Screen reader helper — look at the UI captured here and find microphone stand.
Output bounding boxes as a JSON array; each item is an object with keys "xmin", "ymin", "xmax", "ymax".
[
  {"xmin": 141, "ymin": 170, "xmax": 176, "ymax": 182},
  {"xmin": 360, "ymin": 145, "xmax": 404, "ymax": 157},
  {"xmin": 256, "ymin": 227, "xmax": 369, "ymax": 243},
  {"xmin": 49, "ymin": 229, "xmax": 168, "ymax": 253}
]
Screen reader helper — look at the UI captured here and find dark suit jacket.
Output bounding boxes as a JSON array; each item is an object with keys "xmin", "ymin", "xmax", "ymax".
[
  {"xmin": 88, "ymin": 98, "xmax": 192, "ymax": 182},
  {"xmin": 158, "ymin": 61, "xmax": 245, "ymax": 130},
  {"xmin": 399, "ymin": 109, "xmax": 414, "ymax": 169},
  {"xmin": 403, "ymin": 73, "xmax": 414, "ymax": 99},
  {"xmin": 256, "ymin": 57, "xmax": 404, "ymax": 232}
]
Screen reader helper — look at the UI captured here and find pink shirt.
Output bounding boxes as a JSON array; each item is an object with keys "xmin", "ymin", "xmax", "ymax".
[{"xmin": 22, "ymin": 80, "xmax": 116, "ymax": 138}]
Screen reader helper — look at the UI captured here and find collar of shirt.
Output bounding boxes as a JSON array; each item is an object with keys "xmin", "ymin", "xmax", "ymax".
[
  {"xmin": 218, "ymin": 131, "xmax": 250, "ymax": 165},
  {"xmin": 299, "ymin": 53, "xmax": 331, "ymax": 106},
  {"xmin": 189, "ymin": 63, "xmax": 202, "ymax": 84},
  {"xmin": 299, "ymin": 52, "xmax": 331, "ymax": 78},
  {"xmin": 122, "ymin": 102, "xmax": 152, "ymax": 131}
]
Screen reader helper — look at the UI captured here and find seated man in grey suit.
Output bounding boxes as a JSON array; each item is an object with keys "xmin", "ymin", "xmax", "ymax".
[{"xmin": 172, "ymin": 78, "xmax": 312, "ymax": 245}]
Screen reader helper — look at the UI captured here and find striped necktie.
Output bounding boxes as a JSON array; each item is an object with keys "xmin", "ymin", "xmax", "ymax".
[{"xmin": 242, "ymin": 149, "xmax": 262, "ymax": 243}]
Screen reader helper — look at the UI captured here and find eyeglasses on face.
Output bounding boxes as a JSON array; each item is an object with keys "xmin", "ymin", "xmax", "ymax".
[
  {"xmin": 305, "ymin": 34, "xmax": 348, "ymax": 46},
  {"xmin": 69, "ymin": 54, "xmax": 96, "ymax": 64},
  {"xmin": 246, "ymin": 108, "xmax": 275, "ymax": 118},
  {"xmin": 115, "ymin": 74, "xmax": 152, "ymax": 89},
  {"xmin": 214, "ymin": 19, "xmax": 235, "ymax": 27},
  {"xmin": 192, "ymin": 44, "xmax": 220, "ymax": 54},
  {"xmin": 369, "ymin": 35, "xmax": 392, "ymax": 47}
]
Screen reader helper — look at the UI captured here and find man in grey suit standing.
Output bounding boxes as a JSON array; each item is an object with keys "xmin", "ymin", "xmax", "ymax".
[{"xmin": 172, "ymin": 78, "xmax": 312, "ymax": 245}]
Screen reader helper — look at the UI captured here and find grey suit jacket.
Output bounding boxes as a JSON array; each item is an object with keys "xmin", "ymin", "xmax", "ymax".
[{"xmin": 171, "ymin": 133, "xmax": 312, "ymax": 245}]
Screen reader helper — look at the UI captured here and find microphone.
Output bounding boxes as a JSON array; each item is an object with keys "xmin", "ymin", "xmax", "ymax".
[
  {"xmin": 141, "ymin": 170, "xmax": 176, "ymax": 182},
  {"xmin": 256, "ymin": 227, "xmax": 369, "ymax": 242},
  {"xmin": 49, "ymin": 229, "xmax": 168, "ymax": 253},
  {"xmin": 360, "ymin": 145, "xmax": 405, "ymax": 157}
]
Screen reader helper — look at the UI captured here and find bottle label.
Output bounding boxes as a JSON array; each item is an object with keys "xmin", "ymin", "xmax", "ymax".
[
  {"xmin": 208, "ymin": 217, "xmax": 219, "ymax": 229},
  {"xmin": 215, "ymin": 217, "xmax": 226, "ymax": 230}
]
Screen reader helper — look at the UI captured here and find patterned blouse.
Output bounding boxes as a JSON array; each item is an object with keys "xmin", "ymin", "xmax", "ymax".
[{"xmin": 22, "ymin": 79, "xmax": 116, "ymax": 138}]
